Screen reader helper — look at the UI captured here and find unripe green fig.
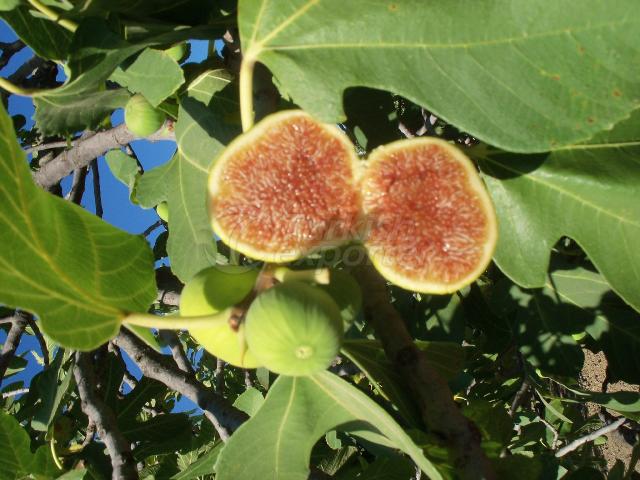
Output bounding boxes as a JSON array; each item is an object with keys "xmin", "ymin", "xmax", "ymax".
[
  {"xmin": 319, "ymin": 269, "xmax": 362, "ymax": 327},
  {"xmin": 245, "ymin": 281, "xmax": 343, "ymax": 376},
  {"xmin": 125, "ymin": 94, "xmax": 165, "ymax": 137},
  {"xmin": 156, "ymin": 202, "xmax": 169, "ymax": 222},
  {"xmin": 164, "ymin": 42, "xmax": 190, "ymax": 63},
  {"xmin": 180, "ymin": 265, "xmax": 260, "ymax": 368}
]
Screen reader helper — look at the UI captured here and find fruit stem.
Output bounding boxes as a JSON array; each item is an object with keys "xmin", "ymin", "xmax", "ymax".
[
  {"xmin": 273, "ymin": 267, "xmax": 331, "ymax": 285},
  {"xmin": 27, "ymin": 0, "xmax": 78, "ymax": 32},
  {"xmin": 239, "ymin": 54, "xmax": 256, "ymax": 132},
  {"xmin": 123, "ymin": 310, "xmax": 231, "ymax": 329}
]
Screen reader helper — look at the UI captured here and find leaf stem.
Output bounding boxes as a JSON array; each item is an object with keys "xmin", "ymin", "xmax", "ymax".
[
  {"xmin": 27, "ymin": 0, "xmax": 78, "ymax": 32},
  {"xmin": 0, "ymin": 77, "xmax": 45, "ymax": 97},
  {"xmin": 239, "ymin": 54, "xmax": 256, "ymax": 132},
  {"xmin": 123, "ymin": 310, "xmax": 231, "ymax": 330}
]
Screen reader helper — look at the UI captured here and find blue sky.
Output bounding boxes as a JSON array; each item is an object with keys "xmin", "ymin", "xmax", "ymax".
[{"xmin": 1, "ymin": 21, "xmax": 221, "ymax": 413}]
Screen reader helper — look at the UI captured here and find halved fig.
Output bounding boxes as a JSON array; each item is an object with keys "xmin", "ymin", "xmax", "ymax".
[
  {"xmin": 208, "ymin": 110, "xmax": 362, "ymax": 263},
  {"xmin": 360, "ymin": 138, "xmax": 497, "ymax": 294}
]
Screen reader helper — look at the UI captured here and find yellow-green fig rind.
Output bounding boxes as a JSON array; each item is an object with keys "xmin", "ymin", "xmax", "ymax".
[
  {"xmin": 208, "ymin": 110, "xmax": 363, "ymax": 263},
  {"xmin": 245, "ymin": 281, "xmax": 343, "ymax": 377},
  {"xmin": 361, "ymin": 137, "xmax": 498, "ymax": 294},
  {"xmin": 180, "ymin": 265, "xmax": 261, "ymax": 368},
  {"xmin": 125, "ymin": 94, "xmax": 166, "ymax": 137}
]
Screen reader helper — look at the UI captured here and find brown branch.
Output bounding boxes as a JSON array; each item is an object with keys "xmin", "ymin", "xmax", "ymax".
[
  {"xmin": 26, "ymin": 317, "xmax": 50, "ymax": 367},
  {"xmin": 142, "ymin": 220, "xmax": 163, "ymax": 237},
  {"xmin": 90, "ymin": 159, "xmax": 103, "ymax": 218},
  {"xmin": 0, "ymin": 313, "xmax": 29, "ymax": 386},
  {"xmin": 158, "ymin": 330, "xmax": 193, "ymax": 375},
  {"xmin": 0, "ymin": 40, "xmax": 25, "ymax": 69},
  {"xmin": 156, "ymin": 289, "xmax": 180, "ymax": 307},
  {"xmin": 73, "ymin": 352, "xmax": 138, "ymax": 479},
  {"xmin": 114, "ymin": 329, "xmax": 248, "ymax": 441},
  {"xmin": 33, "ymin": 123, "xmax": 174, "ymax": 189},
  {"xmin": 352, "ymin": 264, "xmax": 495, "ymax": 480},
  {"xmin": 509, "ymin": 377, "xmax": 530, "ymax": 417},
  {"xmin": 555, "ymin": 417, "xmax": 626, "ymax": 457}
]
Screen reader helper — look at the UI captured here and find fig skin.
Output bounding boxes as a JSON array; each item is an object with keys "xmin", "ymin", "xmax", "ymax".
[
  {"xmin": 125, "ymin": 94, "xmax": 166, "ymax": 137},
  {"xmin": 180, "ymin": 265, "xmax": 261, "ymax": 368},
  {"xmin": 156, "ymin": 202, "xmax": 169, "ymax": 222},
  {"xmin": 245, "ymin": 281, "xmax": 343, "ymax": 377}
]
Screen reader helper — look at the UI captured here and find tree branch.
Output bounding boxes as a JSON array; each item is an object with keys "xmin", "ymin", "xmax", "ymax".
[
  {"xmin": 73, "ymin": 351, "xmax": 138, "ymax": 479},
  {"xmin": 352, "ymin": 264, "xmax": 495, "ymax": 480},
  {"xmin": 33, "ymin": 123, "xmax": 174, "ymax": 189},
  {"xmin": 158, "ymin": 330, "xmax": 194, "ymax": 375},
  {"xmin": 114, "ymin": 329, "xmax": 248, "ymax": 441},
  {"xmin": 90, "ymin": 159, "xmax": 103, "ymax": 218},
  {"xmin": 26, "ymin": 316, "xmax": 50, "ymax": 367},
  {"xmin": 555, "ymin": 417, "xmax": 626, "ymax": 458},
  {"xmin": 0, "ymin": 313, "xmax": 29, "ymax": 386}
]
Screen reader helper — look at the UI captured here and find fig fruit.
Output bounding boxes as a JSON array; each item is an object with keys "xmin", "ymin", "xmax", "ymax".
[
  {"xmin": 180, "ymin": 265, "xmax": 261, "ymax": 368},
  {"xmin": 245, "ymin": 281, "xmax": 343, "ymax": 376},
  {"xmin": 208, "ymin": 110, "xmax": 362, "ymax": 263},
  {"xmin": 361, "ymin": 138, "xmax": 497, "ymax": 294},
  {"xmin": 156, "ymin": 202, "xmax": 169, "ymax": 222},
  {"xmin": 125, "ymin": 94, "xmax": 166, "ymax": 137}
]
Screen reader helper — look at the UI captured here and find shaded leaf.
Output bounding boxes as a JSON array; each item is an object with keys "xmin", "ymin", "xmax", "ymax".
[
  {"xmin": 239, "ymin": 0, "xmax": 640, "ymax": 152},
  {"xmin": 34, "ymin": 89, "xmax": 130, "ymax": 137},
  {"xmin": 1, "ymin": 6, "xmax": 72, "ymax": 60},
  {"xmin": 0, "ymin": 102, "xmax": 156, "ymax": 350},
  {"xmin": 171, "ymin": 442, "xmax": 223, "ymax": 480},
  {"xmin": 479, "ymin": 110, "xmax": 640, "ymax": 313},
  {"xmin": 215, "ymin": 371, "xmax": 441, "ymax": 480},
  {"xmin": 233, "ymin": 387, "xmax": 264, "ymax": 416}
]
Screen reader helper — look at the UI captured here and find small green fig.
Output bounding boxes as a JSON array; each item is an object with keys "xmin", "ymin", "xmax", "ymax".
[
  {"xmin": 245, "ymin": 281, "xmax": 343, "ymax": 376},
  {"xmin": 125, "ymin": 94, "xmax": 165, "ymax": 137},
  {"xmin": 180, "ymin": 265, "xmax": 260, "ymax": 368},
  {"xmin": 164, "ymin": 42, "xmax": 190, "ymax": 63},
  {"xmin": 156, "ymin": 202, "xmax": 169, "ymax": 222}
]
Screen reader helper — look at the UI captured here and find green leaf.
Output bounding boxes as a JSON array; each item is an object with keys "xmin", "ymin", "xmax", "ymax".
[
  {"xmin": 111, "ymin": 48, "xmax": 185, "ymax": 107},
  {"xmin": 233, "ymin": 387, "xmax": 265, "ymax": 416},
  {"xmin": 215, "ymin": 371, "xmax": 441, "ymax": 480},
  {"xmin": 1, "ymin": 6, "xmax": 72, "ymax": 60},
  {"xmin": 0, "ymin": 410, "xmax": 61, "ymax": 479},
  {"xmin": 125, "ymin": 325, "xmax": 163, "ymax": 353},
  {"xmin": 105, "ymin": 149, "xmax": 141, "ymax": 203},
  {"xmin": 31, "ymin": 353, "xmax": 74, "ymax": 432},
  {"xmin": 239, "ymin": 0, "xmax": 640, "ymax": 152},
  {"xmin": 0, "ymin": 102, "xmax": 156, "ymax": 350},
  {"xmin": 542, "ymin": 268, "xmax": 640, "ymax": 383},
  {"xmin": 171, "ymin": 442, "xmax": 224, "ymax": 480},
  {"xmin": 0, "ymin": 0, "xmax": 20, "ymax": 11},
  {"xmin": 56, "ymin": 469, "xmax": 89, "ymax": 480},
  {"xmin": 163, "ymin": 69, "xmax": 239, "ymax": 282},
  {"xmin": 34, "ymin": 89, "xmax": 130, "ymax": 137},
  {"xmin": 479, "ymin": 109, "xmax": 640, "ymax": 313},
  {"xmin": 126, "ymin": 414, "xmax": 192, "ymax": 458}
]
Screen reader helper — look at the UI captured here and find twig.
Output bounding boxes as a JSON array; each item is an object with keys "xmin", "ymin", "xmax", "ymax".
[
  {"xmin": 33, "ymin": 123, "xmax": 174, "ymax": 189},
  {"xmin": 0, "ymin": 313, "xmax": 29, "ymax": 386},
  {"xmin": 244, "ymin": 370, "xmax": 253, "ymax": 389},
  {"xmin": 114, "ymin": 329, "xmax": 248, "ymax": 441},
  {"xmin": 158, "ymin": 330, "xmax": 194, "ymax": 375},
  {"xmin": 90, "ymin": 159, "xmax": 103, "ymax": 218},
  {"xmin": 215, "ymin": 358, "xmax": 225, "ymax": 394},
  {"xmin": 2, "ymin": 388, "xmax": 29, "ymax": 398},
  {"xmin": 65, "ymin": 167, "xmax": 88, "ymax": 204},
  {"xmin": 0, "ymin": 40, "xmax": 25, "ymax": 69},
  {"xmin": 142, "ymin": 220, "xmax": 163, "ymax": 237},
  {"xmin": 82, "ymin": 420, "xmax": 96, "ymax": 447},
  {"xmin": 156, "ymin": 289, "xmax": 180, "ymax": 307},
  {"xmin": 26, "ymin": 317, "xmax": 50, "ymax": 367},
  {"xmin": 25, "ymin": 139, "xmax": 77, "ymax": 154},
  {"xmin": 73, "ymin": 352, "xmax": 138, "ymax": 478},
  {"xmin": 352, "ymin": 264, "xmax": 495, "ymax": 480},
  {"xmin": 509, "ymin": 378, "xmax": 530, "ymax": 417},
  {"xmin": 555, "ymin": 417, "xmax": 626, "ymax": 458},
  {"xmin": 108, "ymin": 342, "xmax": 138, "ymax": 390},
  {"xmin": 538, "ymin": 417, "xmax": 560, "ymax": 449}
]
